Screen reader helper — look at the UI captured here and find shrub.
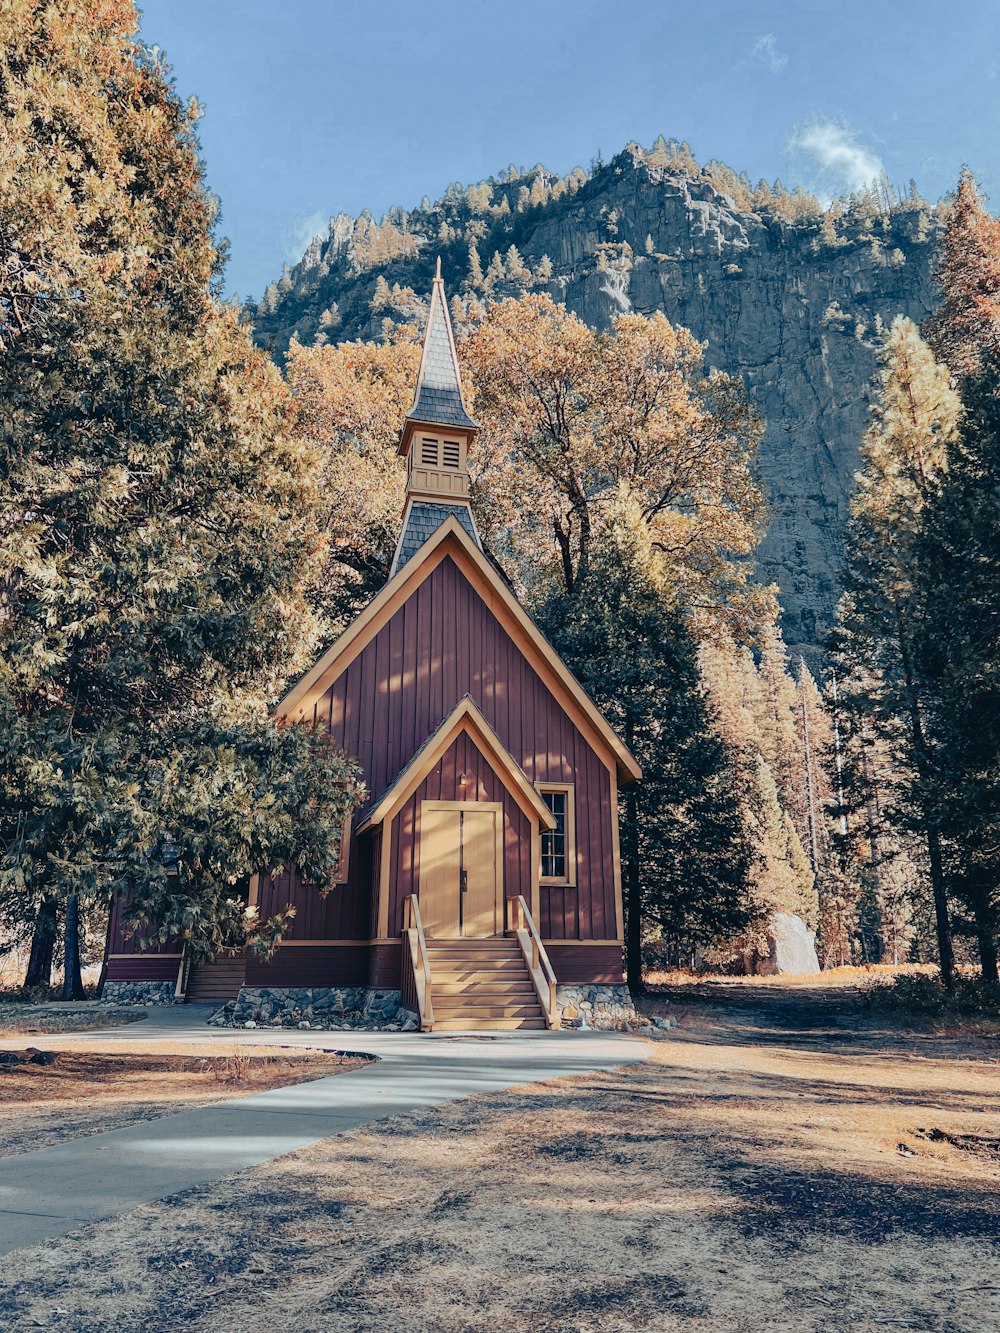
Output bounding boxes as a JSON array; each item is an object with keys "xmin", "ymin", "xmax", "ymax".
[{"xmin": 863, "ymin": 973, "xmax": 1000, "ymax": 1025}]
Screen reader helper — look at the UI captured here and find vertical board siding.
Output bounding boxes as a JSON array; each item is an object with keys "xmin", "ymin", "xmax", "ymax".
[
  {"xmin": 314, "ymin": 555, "xmax": 616, "ymax": 944},
  {"xmin": 107, "ymin": 898, "xmax": 180, "ymax": 956}
]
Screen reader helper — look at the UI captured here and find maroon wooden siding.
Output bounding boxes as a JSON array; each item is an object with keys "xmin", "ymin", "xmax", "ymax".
[
  {"xmin": 245, "ymin": 944, "xmax": 370, "ymax": 988},
  {"xmin": 545, "ymin": 943, "xmax": 624, "ymax": 984},
  {"xmin": 106, "ymin": 953, "xmax": 181, "ymax": 982},
  {"xmin": 386, "ymin": 730, "xmax": 532, "ymax": 936},
  {"xmin": 311, "ymin": 555, "xmax": 618, "ymax": 943},
  {"xmin": 107, "ymin": 897, "xmax": 180, "ymax": 957},
  {"xmin": 253, "ymin": 834, "xmax": 372, "ymax": 945}
]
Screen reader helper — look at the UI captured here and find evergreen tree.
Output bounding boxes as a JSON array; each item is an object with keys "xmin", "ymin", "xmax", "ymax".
[
  {"xmin": 485, "ymin": 249, "xmax": 506, "ymax": 288},
  {"xmin": 535, "ymin": 502, "xmax": 754, "ymax": 990},
  {"xmin": 0, "ymin": 1, "xmax": 360, "ymax": 984},
  {"xmin": 913, "ymin": 356, "xmax": 1000, "ymax": 981},
  {"xmin": 754, "ymin": 625, "xmax": 804, "ymax": 835},
  {"xmin": 832, "ymin": 316, "xmax": 962, "ymax": 984},
  {"xmin": 464, "ymin": 241, "xmax": 485, "ymax": 291},
  {"xmin": 924, "ymin": 169, "xmax": 1000, "ymax": 380}
]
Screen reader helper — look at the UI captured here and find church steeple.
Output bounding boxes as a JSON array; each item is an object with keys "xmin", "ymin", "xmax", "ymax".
[{"xmin": 390, "ymin": 263, "xmax": 481, "ymax": 576}]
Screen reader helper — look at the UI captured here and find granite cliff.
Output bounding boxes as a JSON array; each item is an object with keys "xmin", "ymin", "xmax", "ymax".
[{"xmin": 251, "ymin": 144, "xmax": 942, "ymax": 656}]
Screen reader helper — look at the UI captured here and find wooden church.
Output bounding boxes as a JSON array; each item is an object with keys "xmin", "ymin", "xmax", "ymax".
[{"xmin": 106, "ymin": 269, "xmax": 641, "ymax": 1030}]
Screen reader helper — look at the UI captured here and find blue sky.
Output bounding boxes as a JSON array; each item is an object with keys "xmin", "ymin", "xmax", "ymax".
[{"xmin": 136, "ymin": 0, "xmax": 1000, "ymax": 301}]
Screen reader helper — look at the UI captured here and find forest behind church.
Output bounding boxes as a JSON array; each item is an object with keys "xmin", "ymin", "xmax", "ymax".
[{"xmin": 1, "ymin": 1, "xmax": 999, "ymax": 1004}]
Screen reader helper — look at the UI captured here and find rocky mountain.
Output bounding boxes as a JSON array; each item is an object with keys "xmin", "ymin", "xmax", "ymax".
[{"xmin": 251, "ymin": 142, "xmax": 943, "ymax": 658}]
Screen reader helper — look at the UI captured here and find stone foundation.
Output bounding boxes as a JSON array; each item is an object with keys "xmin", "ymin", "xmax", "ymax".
[
  {"xmin": 100, "ymin": 980, "xmax": 176, "ymax": 1006},
  {"xmin": 556, "ymin": 983, "xmax": 644, "ymax": 1031},
  {"xmin": 211, "ymin": 985, "xmax": 418, "ymax": 1032}
]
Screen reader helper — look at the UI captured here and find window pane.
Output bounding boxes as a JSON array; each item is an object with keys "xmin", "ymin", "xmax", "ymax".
[{"xmin": 541, "ymin": 790, "xmax": 567, "ymax": 879}]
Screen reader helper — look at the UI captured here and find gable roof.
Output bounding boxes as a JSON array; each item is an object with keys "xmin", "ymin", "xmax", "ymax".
[
  {"xmin": 399, "ymin": 262, "xmax": 477, "ymax": 443},
  {"xmin": 276, "ymin": 517, "xmax": 642, "ymax": 784},
  {"xmin": 357, "ymin": 695, "xmax": 557, "ymax": 834}
]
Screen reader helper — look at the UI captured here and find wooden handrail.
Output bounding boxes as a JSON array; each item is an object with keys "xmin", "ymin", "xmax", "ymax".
[
  {"xmin": 510, "ymin": 895, "xmax": 560, "ymax": 1029},
  {"xmin": 403, "ymin": 894, "xmax": 434, "ymax": 1031},
  {"xmin": 174, "ymin": 946, "xmax": 190, "ymax": 1003}
]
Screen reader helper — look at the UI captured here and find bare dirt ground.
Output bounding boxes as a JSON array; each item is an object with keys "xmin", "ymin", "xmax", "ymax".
[
  {"xmin": 0, "ymin": 1047, "xmax": 369, "ymax": 1158},
  {"xmin": 1, "ymin": 982, "xmax": 998, "ymax": 1332}
]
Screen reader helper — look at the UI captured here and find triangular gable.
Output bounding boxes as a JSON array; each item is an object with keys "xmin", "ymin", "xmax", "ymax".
[
  {"xmin": 357, "ymin": 695, "xmax": 557, "ymax": 834},
  {"xmin": 276, "ymin": 516, "xmax": 642, "ymax": 784}
]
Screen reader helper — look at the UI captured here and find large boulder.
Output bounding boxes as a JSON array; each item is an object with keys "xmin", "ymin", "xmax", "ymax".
[{"xmin": 757, "ymin": 912, "xmax": 820, "ymax": 976}]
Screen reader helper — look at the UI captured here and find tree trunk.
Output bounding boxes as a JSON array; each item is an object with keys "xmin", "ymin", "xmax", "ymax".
[
  {"xmin": 973, "ymin": 896, "xmax": 999, "ymax": 986},
  {"xmin": 24, "ymin": 897, "xmax": 58, "ymax": 990},
  {"xmin": 924, "ymin": 826, "xmax": 956, "ymax": 989},
  {"xmin": 95, "ymin": 900, "xmax": 114, "ymax": 999},
  {"xmin": 800, "ymin": 689, "xmax": 819, "ymax": 875},
  {"xmin": 623, "ymin": 784, "xmax": 643, "ymax": 995},
  {"xmin": 896, "ymin": 620, "xmax": 956, "ymax": 989},
  {"xmin": 62, "ymin": 895, "xmax": 85, "ymax": 1000}
]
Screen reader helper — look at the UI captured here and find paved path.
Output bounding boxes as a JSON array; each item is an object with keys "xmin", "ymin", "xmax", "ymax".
[{"xmin": 0, "ymin": 1007, "xmax": 646, "ymax": 1255}]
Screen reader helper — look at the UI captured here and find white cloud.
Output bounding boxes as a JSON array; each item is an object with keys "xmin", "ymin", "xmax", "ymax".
[
  {"xmin": 789, "ymin": 121, "xmax": 884, "ymax": 199},
  {"xmin": 751, "ymin": 33, "xmax": 788, "ymax": 74},
  {"xmin": 283, "ymin": 210, "xmax": 327, "ymax": 266}
]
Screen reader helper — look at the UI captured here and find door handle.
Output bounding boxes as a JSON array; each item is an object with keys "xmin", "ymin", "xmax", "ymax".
[{"xmin": 460, "ymin": 869, "xmax": 468, "ymax": 894}]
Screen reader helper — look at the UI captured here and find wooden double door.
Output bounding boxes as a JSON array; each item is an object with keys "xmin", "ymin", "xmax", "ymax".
[{"xmin": 419, "ymin": 800, "xmax": 503, "ymax": 937}]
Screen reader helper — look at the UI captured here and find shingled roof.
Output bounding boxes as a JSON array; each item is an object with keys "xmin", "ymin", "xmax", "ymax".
[
  {"xmin": 391, "ymin": 501, "xmax": 479, "ymax": 576},
  {"xmin": 404, "ymin": 261, "xmax": 478, "ymax": 434}
]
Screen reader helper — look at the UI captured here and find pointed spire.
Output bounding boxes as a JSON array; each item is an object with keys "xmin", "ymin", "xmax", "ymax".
[{"xmin": 403, "ymin": 261, "xmax": 477, "ymax": 435}]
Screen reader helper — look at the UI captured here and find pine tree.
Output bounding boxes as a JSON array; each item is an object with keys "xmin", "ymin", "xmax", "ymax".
[
  {"xmin": 535, "ymin": 502, "xmax": 754, "ymax": 989},
  {"xmin": 913, "ymin": 356, "xmax": 1000, "ymax": 981},
  {"xmin": 832, "ymin": 316, "xmax": 962, "ymax": 984},
  {"xmin": 754, "ymin": 624, "xmax": 804, "ymax": 835},
  {"xmin": 0, "ymin": 1, "xmax": 361, "ymax": 982},
  {"xmin": 464, "ymin": 241, "xmax": 485, "ymax": 291},
  {"xmin": 924, "ymin": 169, "xmax": 1000, "ymax": 380},
  {"xmin": 795, "ymin": 662, "xmax": 835, "ymax": 876},
  {"xmin": 698, "ymin": 635, "xmax": 816, "ymax": 959},
  {"xmin": 505, "ymin": 245, "xmax": 530, "ymax": 286},
  {"xmin": 371, "ymin": 274, "xmax": 392, "ymax": 311},
  {"xmin": 485, "ymin": 249, "xmax": 506, "ymax": 288}
]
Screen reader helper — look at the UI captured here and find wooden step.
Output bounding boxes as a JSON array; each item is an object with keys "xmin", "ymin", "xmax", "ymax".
[
  {"xmin": 426, "ymin": 965, "xmax": 528, "ymax": 975},
  {"xmin": 432, "ymin": 1003, "xmax": 543, "ymax": 1019},
  {"xmin": 434, "ymin": 981, "xmax": 536, "ymax": 997},
  {"xmin": 431, "ymin": 1016, "xmax": 546, "ymax": 1031},
  {"xmin": 426, "ymin": 943, "xmax": 522, "ymax": 955},
  {"xmin": 421, "ymin": 936, "xmax": 545, "ymax": 1031},
  {"xmin": 186, "ymin": 958, "xmax": 246, "ymax": 1003}
]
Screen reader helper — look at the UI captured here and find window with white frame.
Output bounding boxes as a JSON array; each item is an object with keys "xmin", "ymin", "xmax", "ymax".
[{"xmin": 538, "ymin": 784, "xmax": 575, "ymax": 885}]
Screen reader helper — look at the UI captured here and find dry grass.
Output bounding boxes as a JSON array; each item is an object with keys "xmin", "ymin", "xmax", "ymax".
[
  {"xmin": 0, "ymin": 1003, "xmax": 148, "ymax": 1037},
  {"xmin": 0, "ymin": 1046, "xmax": 368, "ymax": 1157},
  {"xmin": 1, "ymin": 986, "xmax": 997, "ymax": 1331},
  {"xmin": 644, "ymin": 962, "xmax": 937, "ymax": 990}
]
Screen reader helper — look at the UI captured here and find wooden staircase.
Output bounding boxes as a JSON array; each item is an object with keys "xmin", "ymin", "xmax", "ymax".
[
  {"xmin": 423, "ymin": 937, "xmax": 547, "ymax": 1030},
  {"xmin": 185, "ymin": 955, "xmax": 246, "ymax": 1005}
]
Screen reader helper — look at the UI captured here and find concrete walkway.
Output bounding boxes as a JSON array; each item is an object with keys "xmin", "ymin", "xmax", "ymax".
[{"xmin": 0, "ymin": 1006, "xmax": 647, "ymax": 1255}]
